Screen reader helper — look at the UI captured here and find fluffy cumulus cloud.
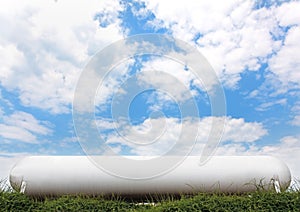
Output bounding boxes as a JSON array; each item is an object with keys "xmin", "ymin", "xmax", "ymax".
[
  {"xmin": 142, "ymin": 0, "xmax": 300, "ymax": 89},
  {"xmin": 222, "ymin": 117, "xmax": 268, "ymax": 142},
  {"xmin": 269, "ymin": 26, "xmax": 300, "ymax": 87},
  {"xmin": 136, "ymin": 57, "xmax": 206, "ymax": 103},
  {"xmin": 203, "ymin": 132, "xmax": 300, "ymax": 178},
  {"xmin": 0, "ymin": 0, "xmax": 124, "ymax": 114},
  {"xmin": 0, "ymin": 111, "xmax": 52, "ymax": 143},
  {"xmin": 99, "ymin": 116, "xmax": 267, "ymax": 156},
  {"xmin": 275, "ymin": 1, "xmax": 300, "ymax": 26},
  {"xmin": 260, "ymin": 135, "xmax": 300, "ymax": 178}
]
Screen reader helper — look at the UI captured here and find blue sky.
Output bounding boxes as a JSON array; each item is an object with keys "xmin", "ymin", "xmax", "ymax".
[{"xmin": 0, "ymin": 0, "xmax": 300, "ymax": 180}]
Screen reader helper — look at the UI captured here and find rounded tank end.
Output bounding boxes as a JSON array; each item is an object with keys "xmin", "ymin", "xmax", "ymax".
[
  {"xmin": 9, "ymin": 166, "xmax": 23, "ymax": 192},
  {"xmin": 277, "ymin": 161, "xmax": 292, "ymax": 191}
]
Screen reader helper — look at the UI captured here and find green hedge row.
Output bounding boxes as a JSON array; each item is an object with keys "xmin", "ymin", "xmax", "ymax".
[{"xmin": 0, "ymin": 191, "xmax": 299, "ymax": 211}]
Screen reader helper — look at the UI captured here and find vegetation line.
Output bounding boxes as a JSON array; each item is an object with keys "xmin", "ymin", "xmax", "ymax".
[
  {"xmin": 1, "ymin": 178, "xmax": 300, "ymax": 211},
  {"xmin": 0, "ymin": 190, "xmax": 300, "ymax": 211}
]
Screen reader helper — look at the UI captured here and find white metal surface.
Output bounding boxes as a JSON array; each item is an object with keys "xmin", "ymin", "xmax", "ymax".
[{"xmin": 9, "ymin": 156, "xmax": 291, "ymax": 196}]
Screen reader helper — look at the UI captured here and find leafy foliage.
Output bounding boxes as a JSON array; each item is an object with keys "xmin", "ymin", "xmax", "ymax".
[{"xmin": 0, "ymin": 191, "xmax": 299, "ymax": 211}]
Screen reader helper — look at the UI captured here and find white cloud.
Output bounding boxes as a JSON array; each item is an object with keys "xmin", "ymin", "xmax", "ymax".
[
  {"xmin": 241, "ymin": 2, "xmax": 300, "ymax": 101},
  {"xmin": 275, "ymin": 1, "xmax": 300, "ymax": 26},
  {"xmin": 0, "ymin": 0, "xmax": 124, "ymax": 114},
  {"xmin": 0, "ymin": 44, "xmax": 25, "ymax": 81},
  {"xmin": 105, "ymin": 117, "xmax": 183, "ymax": 156},
  {"xmin": 94, "ymin": 58, "xmax": 135, "ymax": 111},
  {"xmin": 142, "ymin": 0, "xmax": 300, "ymax": 90},
  {"xmin": 290, "ymin": 101, "xmax": 300, "ymax": 126},
  {"xmin": 222, "ymin": 117, "xmax": 267, "ymax": 142},
  {"xmin": 212, "ymin": 135, "xmax": 300, "ymax": 178},
  {"xmin": 268, "ymin": 26, "xmax": 300, "ymax": 87},
  {"xmin": 256, "ymin": 98, "xmax": 287, "ymax": 111},
  {"xmin": 94, "ymin": 53, "xmax": 210, "ymax": 114},
  {"xmin": 290, "ymin": 115, "xmax": 300, "ymax": 126},
  {"xmin": 3, "ymin": 112, "xmax": 51, "ymax": 135},
  {"xmin": 0, "ymin": 125, "xmax": 36, "ymax": 143},
  {"xmin": 95, "ymin": 118, "xmax": 116, "ymax": 131},
  {"xmin": 291, "ymin": 101, "xmax": 300, "ymax": 114},
  {"xmin": 100, "ymin": 116, "xmax": 267, "ymax": 156},
  {"xmin": 143, "ymin": 0, "xmax": 280, "ymax": 88},
  {"xmin": 260, "ymin": 135, "xmax": 300, "ymax": 178},
  {"xmin": 0, "ymin": 111, "xmax": 52, "ymax": 143},
  {"xmin": 136, "ymin": 57, "xmax": 208, "ymax": 107}
]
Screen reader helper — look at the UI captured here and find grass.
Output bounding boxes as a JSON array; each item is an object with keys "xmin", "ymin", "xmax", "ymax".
[
  {"xmin": 1, "ymin": 178, "xmax": 300, "ymax": 211},
  {"xmin": 0, "ymin": 191, "xmax": 300, "ymax": 211}
]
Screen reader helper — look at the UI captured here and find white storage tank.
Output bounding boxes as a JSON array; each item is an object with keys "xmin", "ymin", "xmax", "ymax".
[{"xmin": 9, "ymin": 156, "xmax": 291, "ymax": 196}]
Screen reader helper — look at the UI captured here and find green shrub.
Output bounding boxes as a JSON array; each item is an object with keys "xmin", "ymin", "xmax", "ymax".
[{"xmin": 0, "ymin": 191, "xmax": 299, "ymax": 211}]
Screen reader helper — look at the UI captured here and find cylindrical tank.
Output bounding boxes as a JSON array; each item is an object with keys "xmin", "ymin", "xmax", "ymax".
[{"xmin": 9, "ymin": 156, "xmax": 291, "ymax": 196}]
